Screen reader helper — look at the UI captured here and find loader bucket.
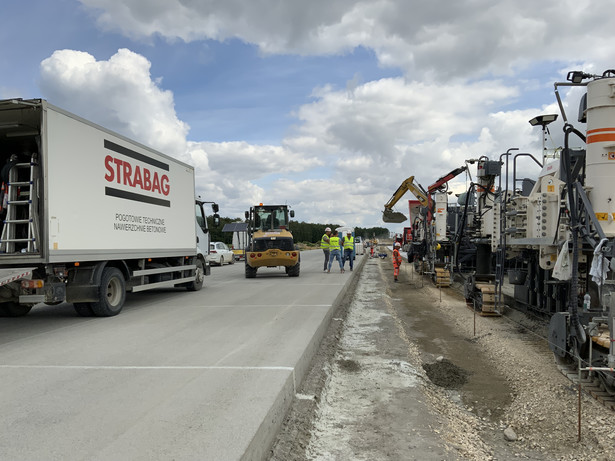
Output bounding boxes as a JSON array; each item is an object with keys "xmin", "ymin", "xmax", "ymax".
[{"xmin": 382, "ymin": 209, "xmax": 407, "ymax": 223}]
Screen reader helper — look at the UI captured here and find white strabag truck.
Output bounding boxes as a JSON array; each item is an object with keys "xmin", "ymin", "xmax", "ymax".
[{"xmin": 0, "ymin": 98, "xmax": 219, "ymax": 317}]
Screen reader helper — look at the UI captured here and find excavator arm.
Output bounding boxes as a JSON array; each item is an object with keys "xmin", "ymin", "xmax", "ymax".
[
  {"xmin": 383, "ymin": 166, "xmax": 467, "ymax": 224},
  {"xmin": 382, "ymin": 176, "xmax": 428, "ymax": 223}
]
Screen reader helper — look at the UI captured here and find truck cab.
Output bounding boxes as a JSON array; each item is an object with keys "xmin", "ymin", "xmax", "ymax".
[{"xmin": 195, "ymin": 199, "xmax": 219, "ymax": 282}]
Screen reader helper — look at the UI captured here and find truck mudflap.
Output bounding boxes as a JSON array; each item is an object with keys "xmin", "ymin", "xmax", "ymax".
[{"xmin": 0, "ymin": 268, "xmax": 34, "ymax": 287}]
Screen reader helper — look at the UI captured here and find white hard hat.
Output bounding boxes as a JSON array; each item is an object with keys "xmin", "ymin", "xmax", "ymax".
[
  {"xmin": 325, "ymin": 227, "xmax": 331, "ymax": 232},
  {"xmin": 395, "ymin": 242, "xmax": 401, "ymax": 247}
]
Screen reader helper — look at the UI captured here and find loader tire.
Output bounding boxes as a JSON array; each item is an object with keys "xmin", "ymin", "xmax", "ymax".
[
  {"xmin": 91, "ymin": 267, "xmax": 126, "ymax": 317},
  {"xmin": 0, "ymin": 302, "xmax": 32, "ymax": 317},
  {"xmin": 287, "ymin": 261, "xmax": 300, "ymax": 277},
  {"xmin": 245, "ymin": 263, "xmax": 257, "ymax": 278}
]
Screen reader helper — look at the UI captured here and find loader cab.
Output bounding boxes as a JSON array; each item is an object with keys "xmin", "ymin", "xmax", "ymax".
[{"xmin": 251, "ymin": 205, "xmax": 294, "ymax": 231}]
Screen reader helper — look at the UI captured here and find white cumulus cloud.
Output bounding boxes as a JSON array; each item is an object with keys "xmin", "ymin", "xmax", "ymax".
[
  {"xmin": 78, "ymin": 0, "xmax": 612, "ymax": 80},
  {"xmin": 39, "ymin": 48, "xmax": 189, "ymax": 157},
  {"xmin": 37, "ymin": 45, "xmax": 580, "ymax": 226}
]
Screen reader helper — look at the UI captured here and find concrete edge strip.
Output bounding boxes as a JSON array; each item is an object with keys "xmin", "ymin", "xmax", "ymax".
[
  {"xmin": 0, "ymin": 365, "xmax": 294, "ymax": 371},
  {"xmin": 241, "ymin": 254, "xmax": 369, "ymax": 461},
  {"xmin": 197, "ymin": 304, "xmax": 332, "ymax": 308}
]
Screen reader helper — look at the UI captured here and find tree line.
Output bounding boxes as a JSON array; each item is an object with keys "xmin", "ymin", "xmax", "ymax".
[{"xmin": 207, "ymin": 216, "xmax": 390, "ymax": 246}]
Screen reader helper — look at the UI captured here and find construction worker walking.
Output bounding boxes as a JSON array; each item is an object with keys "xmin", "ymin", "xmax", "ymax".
[
  {"xmin": 393, "ymin": 242, "xmax": 402, "ymax": 282},
  {"xmin": 327, "ymin": 230, "xmax": 344, "ymax": 273},
  {"xmin": 321, "ymin": 227, "xmax": 331, "ymax": 272}
]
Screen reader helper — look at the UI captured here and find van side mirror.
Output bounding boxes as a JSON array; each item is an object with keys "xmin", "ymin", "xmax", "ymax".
[
  {"xmin": 212, "ymin": 203, "xmax": 219, "ymax": 213},
  {"xmin": 290, "ymin": 210, "xmax": 295, "ymax": 218},
  {"xmin": 213, "ymin": 214, "xmax": 220, "ymax": 227},
  {"xmin": 245, "ymin": 211, "xmax": 250, "ymax": 220}
]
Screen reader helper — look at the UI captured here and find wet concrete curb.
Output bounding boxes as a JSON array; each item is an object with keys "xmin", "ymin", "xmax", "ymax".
[{"xmin": 242, "ymin": 254, "xmax": 368, "ymax": 461}]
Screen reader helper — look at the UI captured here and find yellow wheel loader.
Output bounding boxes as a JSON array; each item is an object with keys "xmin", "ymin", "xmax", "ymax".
[{"xmin": 244, "ymin": 204, "xmax": 300, "ymax": 278}]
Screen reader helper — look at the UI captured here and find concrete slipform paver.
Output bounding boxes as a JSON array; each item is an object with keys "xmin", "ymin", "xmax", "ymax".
[{"xmin": 0, "ymin": 250, "xmax": 366, "ymax": 461}]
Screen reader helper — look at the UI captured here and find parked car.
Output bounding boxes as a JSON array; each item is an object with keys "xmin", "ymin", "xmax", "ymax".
[{"xmin": 209, "ymin": 242, "xmax": 235, "ymax": 265}]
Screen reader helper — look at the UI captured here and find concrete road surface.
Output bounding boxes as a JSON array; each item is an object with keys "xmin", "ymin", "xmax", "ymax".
[{"xmin": 0, "ymin": 250, "xmax": 364, "ymax": 460}]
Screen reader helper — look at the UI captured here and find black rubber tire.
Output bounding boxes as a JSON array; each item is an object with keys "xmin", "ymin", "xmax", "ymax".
[
  {"xmin": 230, "ymin": 257, "xmax": 235, "ymax": 265},
  {"xmin": 220, "ymin": 256, "xmax": 225, "ymax": 266},
  {"xmin": 0, "ymin": 302, "xmax": 32, "ymax": 317},
  {"xmin": 287, "ymin": 261, "xmax": 300, "ymax": 277},
  {"xmin": 74, "ymin": 302, "xmax": 95, "ymax": 317},
  {"xmin": 90, "ymin": 267, "xmax": 126, "ymax": 317},
  {"xmin": 245, "ymin": 263, "xmax": 257, "ymax": 278},
  {"xmin": 187, "ymin": 258, "xmax": 205, "ymax": 291}
]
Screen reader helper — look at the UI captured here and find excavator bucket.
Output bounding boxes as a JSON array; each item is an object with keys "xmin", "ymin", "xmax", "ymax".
[{"xmin": 382, "ymin": 209, "xmax": 407, "ymax": 223}]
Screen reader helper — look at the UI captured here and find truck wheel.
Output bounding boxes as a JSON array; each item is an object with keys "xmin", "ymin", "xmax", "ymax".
[
  {"xmin": 245, "ymin": 263, "xmax": 257, "ymax": 278},
  {"xmin": 287, "ymin": 261, "xmax": 300, "ymax": 277},
  {"xmin": 73, "ymin": 303, "xmax": 95, "ymax": 317},
  {"xmin": 91, "ymin": 267, "xmax": 126, "ymax": 317},
  {"xmin": 0, "ymin": 302, "xmax": 33, "ymax": 317},
  {"xmin": 187, "ymin": 258, "xmax": 205, "ymax": 291}
]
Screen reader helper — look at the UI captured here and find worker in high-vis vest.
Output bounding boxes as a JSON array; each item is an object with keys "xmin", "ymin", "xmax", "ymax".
[
  {"xmin": 342, "ymin": 231, "xmax": 354, "ymax": 271},
  {"xmin": 321, "ymin": 227, "xmax": 332, "ymax": 272},
  {"xmin": 393, "ymin": 242, "xmax": 403, "ymax": 282},
  {"xmin": 327, "ymin": 230, "xmax": 344, "ymax": 273}
]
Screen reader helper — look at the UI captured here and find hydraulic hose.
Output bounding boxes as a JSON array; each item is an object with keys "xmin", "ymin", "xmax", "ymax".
[
  {"xmin": 562, "ymin": 124, "xmax": 587, "ymax": 347},
  {"xmin": 454, "ymin": 183, "xmax": 476, "ymax": 278}
]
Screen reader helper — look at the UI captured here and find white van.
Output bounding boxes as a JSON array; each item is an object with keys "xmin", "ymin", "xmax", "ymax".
[{"xmin": 355, "ymin": 236, "xmax": 365, "ymax": 255}]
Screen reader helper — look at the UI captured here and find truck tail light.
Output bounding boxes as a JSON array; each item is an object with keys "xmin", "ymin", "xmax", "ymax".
[
  {"xmin": 292, "ymin": 252, "xmax": 297, "ymax": 257},
  {"xmin": 22, "ymin": 280, "xmax": 44, "ymax": 289},
  {"xmin": 211, "ymin": 250, "xmax": 217, "ymax": 253}
]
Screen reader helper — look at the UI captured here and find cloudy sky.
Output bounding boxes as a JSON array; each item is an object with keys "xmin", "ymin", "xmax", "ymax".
[{"xmin": 1, "ymin": 0, "xmax": 611, "ymax": 233}]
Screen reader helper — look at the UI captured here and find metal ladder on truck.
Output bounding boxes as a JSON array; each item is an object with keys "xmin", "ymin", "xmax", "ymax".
[{"xmin": 0, "ymin": 154, "xmax": 39, "ymax": 253}]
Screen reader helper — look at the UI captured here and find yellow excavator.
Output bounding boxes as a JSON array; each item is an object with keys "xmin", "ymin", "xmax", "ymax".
[
  {"xmin": 382, "ymin": 176, "xmax": 428, "ymax": 223},
  {"xmin": 383, "ymin": 166, "xmax": 468, "ymax": 287},
  {"xmin": 382, "ymin": 167, "xmax": 467, "ymax": 223}
]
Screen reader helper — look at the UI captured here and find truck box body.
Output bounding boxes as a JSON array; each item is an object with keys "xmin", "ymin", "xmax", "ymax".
[
  {"xmin": 0, "ymin": 99, "xmax": 212, "ymax": 316},
  {"xmin": 0, "ymin": 99, "xmax": 195, "ymax": 263}
]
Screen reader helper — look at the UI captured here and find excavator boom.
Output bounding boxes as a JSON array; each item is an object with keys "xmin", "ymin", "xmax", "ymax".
[
  {"xmin": 383, "ymin": 166, "xmax": 467, "ymax": 224},
  {"xmin": 382, "ymin": 176, "xmax": 428, "ymax": 223}
]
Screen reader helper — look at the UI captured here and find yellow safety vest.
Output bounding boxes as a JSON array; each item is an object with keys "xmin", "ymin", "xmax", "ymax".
[
  {"xmin": 320, "ymin": 234, "xmax": 329, "ymax": 249},
  {"xmin": 329, "ymin": 236, "xmax": 340, "ymax": 250},
  {"xmin": 343, "ymin": 236, "xmax": 354, "ymax": 250}
]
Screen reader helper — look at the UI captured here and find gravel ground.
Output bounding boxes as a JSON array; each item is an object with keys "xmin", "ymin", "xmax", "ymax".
[{"xmin": 268, "ymin": 247, "xmax": 615, "ymax": 460}]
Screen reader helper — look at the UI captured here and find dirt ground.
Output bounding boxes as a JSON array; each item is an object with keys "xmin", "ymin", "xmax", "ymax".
[{"xmin": 268, "ymin": 248, "xmax": 615, "ymax": 461}]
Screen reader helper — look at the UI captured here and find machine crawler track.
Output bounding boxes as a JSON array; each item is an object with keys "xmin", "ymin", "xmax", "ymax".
[{"xmin": 555, "ymin": 360, "xmax": 615, "ymax": 411}]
